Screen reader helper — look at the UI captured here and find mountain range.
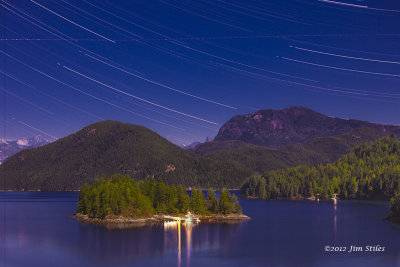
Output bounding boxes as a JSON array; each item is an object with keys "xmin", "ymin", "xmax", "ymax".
[
  {"xmin": 0, "ymin": 121, "xmax": 250, "ymax": 191},
  {"xmin": 0, "ymin": 136, "xmax": 48, "ymax": 164},
  {"xmin": 213, "ymin": 106, "xmax": 400, "ymax": 147},
  {"xmin": 1, "ymin": 106, "xmax": 399, "ymax": 191}
]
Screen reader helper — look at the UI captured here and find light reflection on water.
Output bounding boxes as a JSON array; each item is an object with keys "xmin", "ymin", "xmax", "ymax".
[
  {"xmin": 178, "ymin": 222, "xmax": 181, "ymax": 267},
  {"xmin": 334, "ymin": 204, "xmax": 337, "ymax": 240},
  {"xmin": 163, "ymin": 220, "xmax": 198, "ymax": 267}
]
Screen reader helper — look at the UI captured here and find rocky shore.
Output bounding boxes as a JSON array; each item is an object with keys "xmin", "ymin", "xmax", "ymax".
[
  {"xmin": 197, "ymin": 214, "xmax": 250, "ymax": 222},
  {"xmin": 74, "ymin": 213, "xmax": 164, "ymax": 227},
  {"xmin": 74, "ymin": 213, "xmax": 250, "ymax": 228},
  {"xmin": 386, "ymin": 213, "xmax": 400, "ymax": 224}
]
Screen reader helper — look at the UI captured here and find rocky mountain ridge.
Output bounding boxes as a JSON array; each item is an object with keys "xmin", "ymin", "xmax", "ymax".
[{"xmin": 214, "ymin": 106, "xmax": 400, "ymax": 148}]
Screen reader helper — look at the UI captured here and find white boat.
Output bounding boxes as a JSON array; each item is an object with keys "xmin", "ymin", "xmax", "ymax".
[
  {"xmin": 332, "ymin": 193, "xmax": 338, "ymax": 205},
  {"xmin": 184, "ymin": 212, "xmax": 200, "ymax": 223}
]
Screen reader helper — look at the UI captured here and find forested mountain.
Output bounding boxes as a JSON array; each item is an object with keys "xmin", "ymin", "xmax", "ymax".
[
  {"xmin": 0, "ymin": 121, "xmax": 251, "ymax": 191},
  {"xmin": 196, "ymin": 127, "xmax": 392, "ymax": 174},
  {"xmin": 241, "ymin": 135, "xmax": 400, "ymax": 200},
  {"xmin": 213, "ymin": 106, "xmax": 400, "ymax": 148}
]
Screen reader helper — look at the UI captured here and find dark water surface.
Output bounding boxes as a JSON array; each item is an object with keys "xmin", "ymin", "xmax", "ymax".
[{"xmin": 1, "ymin": 192, "xmax": 400, "ymax": 267}]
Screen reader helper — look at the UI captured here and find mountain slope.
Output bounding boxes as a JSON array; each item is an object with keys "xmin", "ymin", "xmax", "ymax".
[
  {"xmin": 240, "ymin": 135, "xmax": 400, "ymax": 200},
  {"xmin": 0, "ymin": 121, "xmax": 251, "ymax": 191},
  {"xmin": 198, "ymin": 127, "xmax": 391, "ymax": 174},
  {"xmin": 214, "ymin": 106, "xmax": 400, "ymax": 147}
]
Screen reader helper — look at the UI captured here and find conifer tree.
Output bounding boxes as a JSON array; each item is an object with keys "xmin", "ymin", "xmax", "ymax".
[
  {"xmin": 166, "ymin": 186, "xmax": 179, "ymax": 214},
  {"xmin": 207, "ymin": 189, "xmax": 219, "ymax": 213},
  {"xmin": 78, "ymin": 183, "xmax": 90, "ymax": 214},
  {"xmin": 232, "ymin": 195, "xmax": 242, "ymax": 214},
  {"xmin": 219, "ymin": 189, "xmax": 233, "ymax": 214},
  {"xmin": 177, "ymin": 186, "xmax": 190, "ymax": 213}
]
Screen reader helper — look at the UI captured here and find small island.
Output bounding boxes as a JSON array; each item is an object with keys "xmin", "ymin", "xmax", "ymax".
[{"xmin": 75, "ymin": 174, "xmax": 250, "ymax": 226}]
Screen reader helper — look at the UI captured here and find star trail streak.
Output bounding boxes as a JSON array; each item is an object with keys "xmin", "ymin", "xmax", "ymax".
[
  {"xmin": 18, "ymin": 120, "xmax": 58, "ymax": 140},
  {"xmin": 1, "ymin": 88, "xmax": 55, "ymax": 115},
  {"xmin": 170, "ymin": 41, "xmax": 318, "ymax": 82},
  {"xmin": 0, "ymin": 51, "xmax": 186, "ymax": 131},
  {"xmin": 285, "ymin": 38, "xmax": 400, "ymax": 58},
  {"xmin": 0, "ymin": 1, "xmax": 75, "ymax": 41},
  {"xmin": 84, "ymin": 53, "xmax": 237, "ymax": 109},
  {"xmin": 59, "ymin": 0, "xmax": 142, "ymax": 39},
  {"xmin": 292, "ymin": 46, "xmax": 400, "ymax": 65},
  {"xmin": 0, "ymin": 69, "xmax": 104, "ymax": 120},
  {"xmin": 159, "ymin": 0, "xmax": 253, "ymax": 32},
  {"xmin": 62, "ymin": 65, "xmax": 219, "ymax": 125},
  {"xmin": 29, "ymin": 0, "xmax": 116, "ymax": 43},
  {"xmin": 281, "ymin": 57, "xmax": 400, "ymax": 78},
  {"xmin": 1, "ymin": 0, "xmax": 399, "ymax": 144},
  {"xmin": 318, "ymin": 0, "xmax": 400, "ymax": 12},
  {"xmin": 3, "ymin": 0, "xmax": 237, "ymax": 131},
  {"xmin": 3, "ymin": 33, "xmax": 400, "ymax": 42},
  {"xmin": 215, "ymin": 62, "xmax": 400, "ymax": 99},
  {"xmin": 318, "ymin": 0, "xmax": 368, "ymax": 9}
]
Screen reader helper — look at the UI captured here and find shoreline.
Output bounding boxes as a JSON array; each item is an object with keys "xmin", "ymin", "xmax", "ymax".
[
  {"xmin": 0, "ymin": 190, "xmax": 80, "ymax": 192},
  {"xmin": 74, "ymin": 213, "xmax": 250, "ymax": 227},
  {"xmin": 386, "ymin": 214, "xmax": 400, "ymax": 224},
  {"xmin": 244, "ymin": 195, "xmax": 390, "ymax": 201},
  {"xmin": 0, "ymin": 188, "xmax": 240, "ymax": 192}
]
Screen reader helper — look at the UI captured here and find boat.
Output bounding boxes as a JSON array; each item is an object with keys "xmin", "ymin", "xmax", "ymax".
[
  {"xmin": 184, "ymin": 212, "xmax": 200, "ymax": 223},
  {"xmin": 332, "ymin": 193, "xmax": 338, "ymax": 205}
]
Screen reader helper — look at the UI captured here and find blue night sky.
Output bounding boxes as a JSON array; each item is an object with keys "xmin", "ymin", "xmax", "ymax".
[{"xmin": 1, "ymin": 0, "xmax": 400, "ymax": 145}]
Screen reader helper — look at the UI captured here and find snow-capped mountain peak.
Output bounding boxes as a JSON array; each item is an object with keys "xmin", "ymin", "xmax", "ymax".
[
  {"xmin": 32, "ymin": 135, "xmax": 47, "ymax": 143},
  {"xmin": 0, "ymin": 138, "xmax": 8, "ymax": 145},
  {"xmin": 17, "ymin": 138, "xmax": 30, "ymax": 147},
  {"xmin": 0, "ymin": 136, "xmax": 49, "ymax": 164}
]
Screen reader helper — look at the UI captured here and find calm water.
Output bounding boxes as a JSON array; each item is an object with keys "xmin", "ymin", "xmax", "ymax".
[{"xmin": 1, "ymin": 192, "xmax": 400, "ymax": 267}]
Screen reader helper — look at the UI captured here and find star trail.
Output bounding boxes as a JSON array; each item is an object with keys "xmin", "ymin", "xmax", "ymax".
[{"xmin": 1, "ymin": 0, "xmax": 399, "ymax": 145}]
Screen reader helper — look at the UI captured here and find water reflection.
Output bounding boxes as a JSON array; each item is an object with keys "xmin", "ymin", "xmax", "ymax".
[
  {"xmin": 3, "ymin": 193, "xmax": 400, "ymax": 267},
  {"xmin": 184, "ymin": 221, "xmax": 193, "ymax": 267},
  {"xmin": 334, "ymin": 204, "xmax": 337, "ymax": 240},
  {"xmin": 163, "ymin": 220, "xmax": 197, "ymax": 267},
  {"xmin": 178, "ymin": 222, "xmax": 181, "ymax": 267},
  {"xmin": 67, "ymin": 219, "xmax": 242, "ymax": 264}
]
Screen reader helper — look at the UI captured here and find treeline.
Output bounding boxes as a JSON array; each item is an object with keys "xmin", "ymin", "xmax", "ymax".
[
  {"xmin": 390, "ymin": 193, "xmax": 400, "ymax": 222},
  {"xmin": 241, "ymin": 135, "xmax": 400, "ymax": 200},
  {"xmin": 77, "ymin": 174, "xmax": 242, "ymax": 219}
]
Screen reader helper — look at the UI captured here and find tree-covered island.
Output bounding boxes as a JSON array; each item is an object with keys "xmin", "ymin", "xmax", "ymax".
[{"xmin": 75, "ymin": 174, "xmax": 249, "ymax": 225}]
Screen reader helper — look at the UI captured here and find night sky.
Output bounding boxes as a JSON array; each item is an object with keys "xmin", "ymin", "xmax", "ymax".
[{"xmin": 1, "ymin": 0, "xmax": 400, "ymax": 146}]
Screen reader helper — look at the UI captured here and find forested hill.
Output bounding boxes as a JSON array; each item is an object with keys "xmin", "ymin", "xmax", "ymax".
[
  {"xmin": 214, "ymin": 106, "xmax": 400, "ymax": 148},
  {"xmin": 0, "ymin": 121, "xmax": 251, "ymax": 191},
  {"xmin": 196, "ymin": 127, "xmax": 393, "ymax": 174},
  {"xmin": 241, "ymin": 135, "xmax": 400, "ymax": 200}
]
